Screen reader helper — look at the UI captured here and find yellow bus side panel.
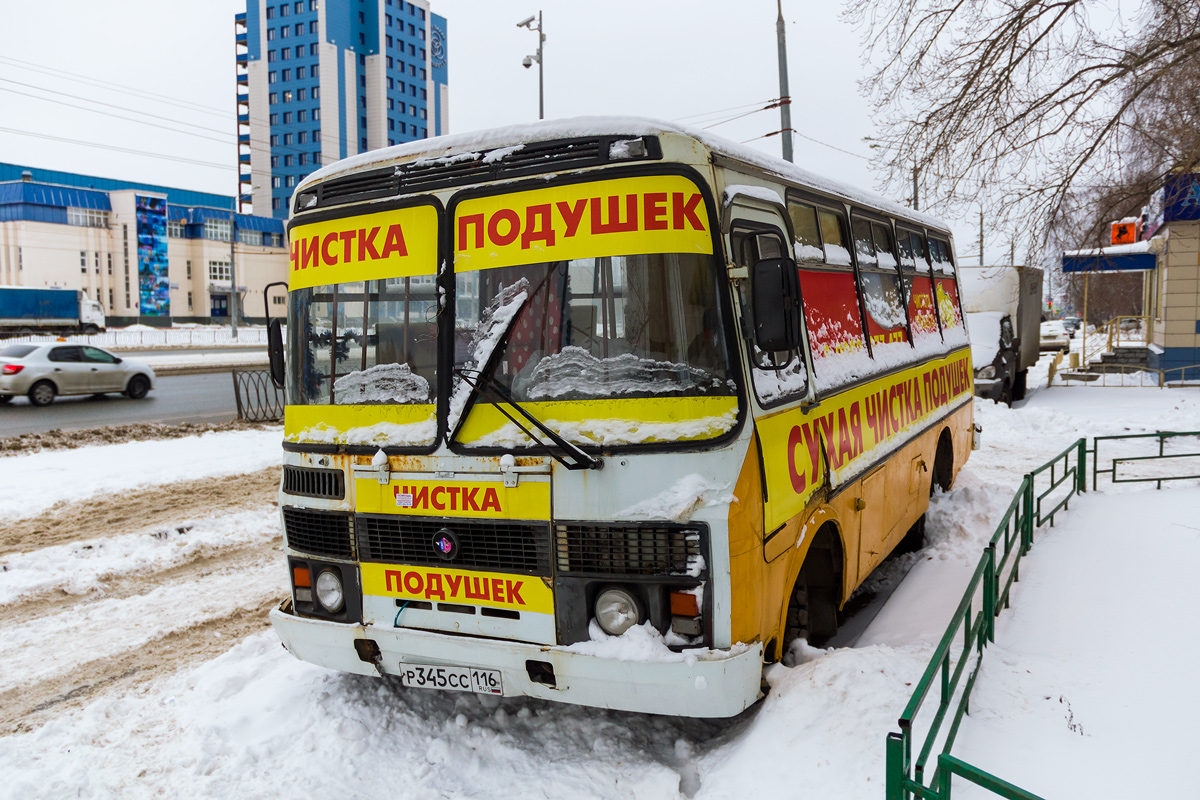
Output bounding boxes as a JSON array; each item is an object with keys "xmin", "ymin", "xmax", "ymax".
[
  {"xmin": 755, "ymin": 349, "xmax": 973, "ymax": 536},
  {"xmin": 730, "ymin": 383, "xmax": 974, "ymax": 656}
]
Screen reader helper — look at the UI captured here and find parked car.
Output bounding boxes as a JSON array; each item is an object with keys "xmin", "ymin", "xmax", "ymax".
[
  {"xmin": 1061, "ymin": 317, "xmax": 1079, "ymax": 337},
  {"xmin": 0, "ymin": 343, "xmax": 155, "ymax": 406},
  {"xmin": 1039, "ymin": 320, "xmax": 1070, "ymax": 352}
]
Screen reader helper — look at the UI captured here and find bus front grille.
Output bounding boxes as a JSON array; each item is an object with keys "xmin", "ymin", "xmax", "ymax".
[
  {"xmin": 282, "ymin": 466, "xmax": 346, "ymax": 500},
  {"xmin": 554, "ymin": 523, "xmax": 705, "ymax": 576},
  {"xmin": 282, "ymin": 508, "xmax": 354, "ymax": 560},
  {"xmin": 356, "ymin": 514, "xmax": 552, "ymax": 576}
]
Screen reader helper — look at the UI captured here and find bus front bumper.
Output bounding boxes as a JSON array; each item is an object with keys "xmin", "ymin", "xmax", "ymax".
[{"xmin": 270, "ymin": 605, "xmax": 764, "ymax": 718}]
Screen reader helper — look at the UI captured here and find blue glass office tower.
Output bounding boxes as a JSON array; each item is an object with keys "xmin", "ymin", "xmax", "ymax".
[{"xmin": 236, "ymin": 0, "xmax": 449, "ymax": 218}]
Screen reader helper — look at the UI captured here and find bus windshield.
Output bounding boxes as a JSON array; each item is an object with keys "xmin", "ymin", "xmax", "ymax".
[
  {"xmin": 451, "ymin": 251, "xmax": 737, "ymax": 447},
  {"xmin": 288, "ymin": 276, "xmax": 439, "ymax": 406}
]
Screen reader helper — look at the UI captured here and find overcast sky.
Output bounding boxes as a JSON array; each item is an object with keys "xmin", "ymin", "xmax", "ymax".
[{"xmin": 0, "ymin": 0, "xmax": 999, "ymax": 259}]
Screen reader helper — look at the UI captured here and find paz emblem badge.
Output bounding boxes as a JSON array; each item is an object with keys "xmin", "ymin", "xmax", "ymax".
[{"xmin": 432, "ymin": 528, "xmax": 459, "ymax": 561}]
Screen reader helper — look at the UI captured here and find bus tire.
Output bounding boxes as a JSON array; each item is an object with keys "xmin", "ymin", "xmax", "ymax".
[
  {"xmin": 784, "ymin": 526, "xmax": 842, "ymax": 652},
  {"xmin": 932, "ymin": 430, "xmax": 954, "ymax": 494},
  {"xmin": 1013, "ymin": 369, "xmax": 1028, "ymax": 401}
]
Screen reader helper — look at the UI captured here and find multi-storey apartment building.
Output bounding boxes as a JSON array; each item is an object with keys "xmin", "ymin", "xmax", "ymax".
[{"xmin": 235, "ymin": 0, "xmax": 450, "ymax": 217}]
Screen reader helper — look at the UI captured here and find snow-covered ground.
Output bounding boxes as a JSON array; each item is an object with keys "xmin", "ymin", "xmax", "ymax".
[{"xmin": 0, "ymin": 353, "xmax": 1198, "ymax": 799}]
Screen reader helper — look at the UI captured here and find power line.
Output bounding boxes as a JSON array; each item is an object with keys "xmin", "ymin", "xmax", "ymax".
[
  {"xmin": 0, "ymin": 54, "xmax": 231, "ymax": 121},
  {"xmin": 673, "ymin": 98, "xmax": 779, "ymax": 125},
  {"xmin": 702, "ymin": 99, "xmax": 786, "ymax": 131},
  {"xmin": 0, "ymin": 126, "xmax": 233, "ymax": 170}
]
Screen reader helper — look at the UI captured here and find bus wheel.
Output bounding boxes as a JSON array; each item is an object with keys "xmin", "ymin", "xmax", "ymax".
[
  {"xmin": 932, "ymin": 430, "xmax": 954, "ymax": 494},
  {"xmin": 784, "ymin": 527, "xmax": 842, "ymax": 653}
]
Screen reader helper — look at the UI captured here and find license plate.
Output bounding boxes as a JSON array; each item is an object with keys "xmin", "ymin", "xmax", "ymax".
[{"xmin": 398, "ymin": 663, "xmax": 503, "ymax": 695}]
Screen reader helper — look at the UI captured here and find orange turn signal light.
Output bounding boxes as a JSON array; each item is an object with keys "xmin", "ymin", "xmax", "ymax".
[
  {"xmin": 293, "ymin": 565, "xmax": 312, "ymax": 588},
  {"xmin": 669, "ymin": 590, "xmax": 700, "ymax": 617}
]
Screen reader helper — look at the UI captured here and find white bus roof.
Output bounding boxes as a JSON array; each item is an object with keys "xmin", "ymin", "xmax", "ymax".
[{"xmin": 298, "ymin": 116, "xmax": 951, "ymax": 233}]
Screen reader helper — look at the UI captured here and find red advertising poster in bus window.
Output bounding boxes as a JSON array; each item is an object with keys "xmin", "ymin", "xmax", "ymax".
[
  {"xmin": 798, "ymin": 269, "xmax": 867, "ymax": 359},
  {"xmin": 906, "ymin": 275, "xmax": 939, "ymax": 337},
  {"xmin": 859, "ymin": 272, "xmax": 909, "ymax": 346},
  {"xmin": 935, "ymin": 277, "xmax": 963, "ymax": 329}
]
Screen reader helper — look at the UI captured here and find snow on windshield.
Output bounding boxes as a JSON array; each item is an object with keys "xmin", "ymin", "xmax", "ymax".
[
  {"xmin": 332, "ymin": 363, "xmax": 431, "ymax": 404},
  {"xmin": 517, "ymin": 346, "xmax": 730, "ymax": 400}
]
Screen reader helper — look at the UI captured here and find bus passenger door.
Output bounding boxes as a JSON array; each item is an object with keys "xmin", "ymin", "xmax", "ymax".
[{"xmin": 725, "ymin": 196, "xmax": 818, "ymax": 562}]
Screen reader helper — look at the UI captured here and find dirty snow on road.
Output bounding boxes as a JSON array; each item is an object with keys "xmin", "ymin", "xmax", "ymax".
[{"xmin": 0, "ymin": 359, "xmax": 1198, "ymax": 799}]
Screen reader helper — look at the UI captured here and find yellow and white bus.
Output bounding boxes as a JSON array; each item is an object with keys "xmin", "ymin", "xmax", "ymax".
[{"xmin": 268, "ymin": 119, "xmax": 974, "ymax": 718}]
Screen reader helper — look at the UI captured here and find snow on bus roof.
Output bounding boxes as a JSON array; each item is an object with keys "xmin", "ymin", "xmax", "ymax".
[{"xmin": 297, "ymin": 116, "xmax": 951, "ymax": 233}]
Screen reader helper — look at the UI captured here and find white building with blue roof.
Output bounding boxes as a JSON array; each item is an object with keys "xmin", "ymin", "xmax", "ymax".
[{"xmin": 0, "ymin": 163, "xmax": 288, "ymax": 326}]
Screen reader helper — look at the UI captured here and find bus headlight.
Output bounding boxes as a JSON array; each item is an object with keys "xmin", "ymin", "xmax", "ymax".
[
  {"xmin": 315, "ymin": 569, "xmax": 345, "ymax": 613},
  {"xmin": 594, "ymin": 586, "xmax": 643, "ymax": 636}
]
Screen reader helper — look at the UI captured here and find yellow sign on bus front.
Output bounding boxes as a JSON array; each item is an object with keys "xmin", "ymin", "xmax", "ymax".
[
  {"xmin": 454, "ymin": 175, "xmax": 714, "ymax": 271},
  {"xmin": 288, "ymin": 204, "xmax": 439, "ymax": 291}
]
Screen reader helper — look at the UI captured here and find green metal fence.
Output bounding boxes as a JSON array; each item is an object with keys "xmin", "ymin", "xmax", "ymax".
[
  {"xmin": 1092, "ymin": 431, "xmax": 1200, "ymax": 491},
  {"xmin": 886, "ymin": 439, "xmax": 1089, "ymax": 800},
  {"xmin": 887, "ymin": 430, "xmax": 1200, "ymax": 799}
]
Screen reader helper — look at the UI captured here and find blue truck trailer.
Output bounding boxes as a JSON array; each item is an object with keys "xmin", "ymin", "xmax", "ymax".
[{"xmin": 0, "ymin": 286, "xmax": 106, "ymax": 337}]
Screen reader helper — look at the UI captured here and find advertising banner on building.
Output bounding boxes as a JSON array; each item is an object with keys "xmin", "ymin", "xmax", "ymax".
[{"xmin": 136, "ymin": 194, "xmax": 169, "ymax": 315}]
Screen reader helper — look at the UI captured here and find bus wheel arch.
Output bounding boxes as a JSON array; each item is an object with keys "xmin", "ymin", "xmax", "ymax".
[
  {"xmin": 933, "ymin": 428, "xmax": 955, "ymax": 494},
  {"xmin": 781, "ymin": 522, "xmax": 844, "ymax": 659}
]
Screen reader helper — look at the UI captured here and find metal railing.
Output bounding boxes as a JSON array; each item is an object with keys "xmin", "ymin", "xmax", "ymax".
[
  {"xmin": 887, "ymin": 439, "xmax": 1088, "ymax": 800},
  {"xmin": 232, "ymin": 368, "xmax": 284, "ymax": 422},
  {"xmin": 1051, "ymin": 362, "xmax": 1200, "ymax": 388},
  {"xmin": 1092, "ymin": 431, "xmax": 1200, "ymax": 491},
  {"xmin": 888, "ymin": 431, "xmax": 1200, "ymax": 798}
]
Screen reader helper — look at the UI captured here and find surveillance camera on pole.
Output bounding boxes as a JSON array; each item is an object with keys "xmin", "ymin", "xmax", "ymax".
[{"xmin": 516, "ymin": 11, "xmax": 545, "ymax": 119}]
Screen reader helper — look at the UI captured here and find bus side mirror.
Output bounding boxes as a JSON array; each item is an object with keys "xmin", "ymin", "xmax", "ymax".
[
  {"xmin": 752, "ymin": 257, "xmax": 803, "ymax": 352},
  {"xmin": 267, "ymin": 318, "xmax": 286, "ymax": 388}
]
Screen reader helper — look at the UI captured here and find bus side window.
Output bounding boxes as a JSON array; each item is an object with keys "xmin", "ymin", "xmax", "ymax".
[
  {"xmin": 789, "ymin": 204, "xmax": 867, "ymax": 392},
  {"xmin": 899, "ymin": 229, "xmax": 940, "ymax": 341},
  {"xmin": 931, "ymin": 237, "xmax": 964, "ymax": 334},
  {"xmin": 852, "ymin": 216, "xmax": 908, "ymax": 348},
  {"xmin": 854, "ymin": 212, "xmax": 907, "ymax": 350},
  {"xmin": 789, "ymin": 202, "xmax": 823, "ymax": 263},
  {"xmin": 733, "ymin": 226, "xmax": 809, "ymax": 405}
]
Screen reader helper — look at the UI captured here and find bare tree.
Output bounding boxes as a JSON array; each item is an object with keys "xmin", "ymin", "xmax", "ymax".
[{"xmin": 847, "ymin": 0, "xmax": 1200, "ymax": 253}]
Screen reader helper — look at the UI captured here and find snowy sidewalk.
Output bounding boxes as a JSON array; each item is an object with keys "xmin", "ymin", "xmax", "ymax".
[{"xmin": 947, "ymin": 486, "xmax": 1200, "ymax": 799}]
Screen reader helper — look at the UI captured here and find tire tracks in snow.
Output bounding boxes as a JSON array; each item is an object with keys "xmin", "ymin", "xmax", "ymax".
[
  {"xmin": 0, "ymin": 466, "xmax": 280, "ymax": 558},
  {"xmin": 0, "ymin": 466, "xmax": 288, "ymax": 735}
]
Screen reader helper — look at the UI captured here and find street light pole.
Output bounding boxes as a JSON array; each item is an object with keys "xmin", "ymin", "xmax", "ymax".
[
  {"xmin": 518, "ymin": 12, "xmax": 545, "ymax": 120},
  {"xmin": 230, "ymin": 213, "xmax": 239, "ymax": 340}
]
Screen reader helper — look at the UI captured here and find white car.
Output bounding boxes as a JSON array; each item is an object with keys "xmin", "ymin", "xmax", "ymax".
[
  {"xmin": 1039, "ymin": 321, "xmax": 1070, "ymax": 352},
  {"xmin": 0, "ymin": 343, "xmax": 156, "ymax": 406}
]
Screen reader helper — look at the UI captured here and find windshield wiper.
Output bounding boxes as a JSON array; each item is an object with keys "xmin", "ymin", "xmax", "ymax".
[{"xmin": 453, "ymin": 368, "xmax": 603, "ymax": 471}]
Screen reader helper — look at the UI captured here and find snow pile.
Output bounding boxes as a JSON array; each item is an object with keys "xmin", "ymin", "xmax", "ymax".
[
  {"xmin": 521, "ymin": 347, "xmax": 730, "ymax": 400},
  {"xmin": 0, "ymin": 508, "xmax": 279, "ymax": 604},
  {"xmin": 332, "ymin": 362, "xmax": 431, "ymax": 404},
  {"xmin": 966, "ymin": 311, "xmax": 1004, "ymax": 369},
  {"xmin": 0, "ymin": 428, "xmax": 281, "ymax": 520},
  {"xmin": 616, "ymin": 473, "xmax": 732, "ymax": 523}
]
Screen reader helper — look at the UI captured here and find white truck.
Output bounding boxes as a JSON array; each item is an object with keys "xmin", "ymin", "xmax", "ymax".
[
  {"xmin": 0, "ymin": 286, "xmax": 106, "ymax": 337},
  {"xmin": 959, "ymin": 266, "xmax": 1043, "ymax": 405}
]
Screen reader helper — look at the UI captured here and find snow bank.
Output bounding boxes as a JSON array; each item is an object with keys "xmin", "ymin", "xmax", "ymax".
[{"xmin": 0, "ymin": 428, "xmax": 281, "ymax": 520}]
